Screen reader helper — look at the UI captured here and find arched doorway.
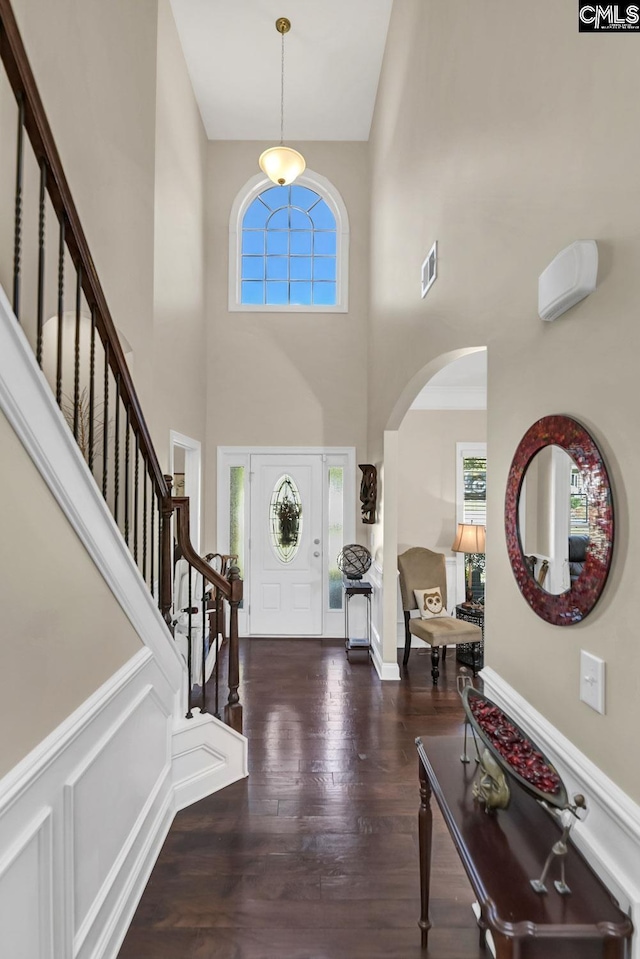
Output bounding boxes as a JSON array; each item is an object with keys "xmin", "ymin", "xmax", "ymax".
[{"xmin": 378, "ymin": 347, "xmax": 487, "ymax": 678}]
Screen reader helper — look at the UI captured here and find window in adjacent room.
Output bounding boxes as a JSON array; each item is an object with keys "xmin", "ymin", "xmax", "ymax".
[{"xmin": 456, "ymin": 443, "xmax": 487, "ymax": 603}]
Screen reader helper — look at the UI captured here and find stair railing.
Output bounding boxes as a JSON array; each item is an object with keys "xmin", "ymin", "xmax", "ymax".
[
  {"xmin": 169, "ymin": 481, "xmax": 243, "ymax": 733},
  {"xmin": 0, "ymin": 0, "xmax": 242, "ymax": 731}
]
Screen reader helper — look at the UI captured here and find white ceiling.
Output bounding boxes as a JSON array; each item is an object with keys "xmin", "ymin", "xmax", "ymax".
[
  {"xmin": 169, "ymin": 0, "xmax": 394, "ymax": 141},
  {"xmin": 411, "ymin": 350, "xmax": 488, "ymax": 411}
]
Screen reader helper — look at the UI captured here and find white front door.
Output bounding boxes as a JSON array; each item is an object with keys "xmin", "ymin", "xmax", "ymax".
[{"xmin": 250, "ymin": 454, "xmax": 323, "ymax": 635}]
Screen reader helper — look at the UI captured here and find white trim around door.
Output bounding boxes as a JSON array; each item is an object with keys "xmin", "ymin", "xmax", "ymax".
[
  {"xmin": 217, "ymin": 446, "xmax": 356, "ymax": 638},
  {"xmin": 169, "ymin": 431, "xmax": 202, "ymax": 553}
]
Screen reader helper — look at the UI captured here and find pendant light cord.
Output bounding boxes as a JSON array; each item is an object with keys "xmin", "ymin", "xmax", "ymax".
[{"xmin": 280, "ymin": 29, "xmax": 285, "ymax": 146}]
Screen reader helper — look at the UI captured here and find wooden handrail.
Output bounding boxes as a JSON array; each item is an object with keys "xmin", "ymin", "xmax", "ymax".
[
  {"xmin": 170, "ymin": 495, "xmax": 241, "ymax": 600},
  {"xmin": 170, "ymin": 487, "xmax": 243, "ymax": 732},
  {"xmin": 0, "ymin": 0, "xmax": 168, "ymax": 498}
]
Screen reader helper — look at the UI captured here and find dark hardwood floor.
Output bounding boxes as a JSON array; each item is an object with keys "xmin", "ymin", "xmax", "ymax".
[{"xmin": 118, "ymin": 640, "xmax": 484, "ymax": 959}]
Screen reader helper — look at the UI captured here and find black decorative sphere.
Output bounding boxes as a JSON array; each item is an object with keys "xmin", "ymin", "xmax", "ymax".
[{"xmin": 337, "ymin": 544, "xmax": 372, "ymax": 580}]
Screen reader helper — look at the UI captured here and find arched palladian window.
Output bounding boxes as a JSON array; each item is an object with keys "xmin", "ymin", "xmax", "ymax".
[{"xmin": 229, "ymin": 170, "xmax": 349, "ymax": 313}]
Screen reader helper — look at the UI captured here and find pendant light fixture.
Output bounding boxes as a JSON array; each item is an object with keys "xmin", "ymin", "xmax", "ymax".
[{"xmin": 259, "ymin": 17, "xmax": 306, "ymax": 186}]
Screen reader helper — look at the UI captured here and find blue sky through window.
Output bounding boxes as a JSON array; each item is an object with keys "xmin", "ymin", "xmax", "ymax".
[{"xmin": 241, "ymin": 185, "xmax": 337, "ymax": 307}]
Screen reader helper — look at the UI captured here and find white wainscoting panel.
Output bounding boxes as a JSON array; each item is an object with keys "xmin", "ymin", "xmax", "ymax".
[
  {"xmin": 0, "ymin": 651, "xmax": 171, "ymax": 959},
  {"xmin": 67, "ymin": 686, "xmax": 171, "ymax": 957},
  {"xmin": 483, "ymin": 667, "xmax": 640, "ymax": 959},
  {"xmin": 0, "ymin": 808, "xmax": 53, "ymax": 959},
  {"xmin": 173, "ymin": 710, "xmax": 248, "ymax": 810},
  {"xmin": 0, "ymin": 651, "xmax": 248, "ymax": 959}
]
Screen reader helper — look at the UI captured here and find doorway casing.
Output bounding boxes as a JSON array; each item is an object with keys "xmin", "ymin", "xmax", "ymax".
[
  {"xmin": 217, "ymin": 446, "xmax": 356, "ymax": 637},
  {"xmin": 169, "ymin": 430, "xmax": 202, "ymax": 553}
]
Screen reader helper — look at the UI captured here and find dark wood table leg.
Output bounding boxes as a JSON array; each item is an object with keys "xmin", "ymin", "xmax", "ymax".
[{"xmin": 417, "ymin": 742, "xmax": 433, "ymax": 948}]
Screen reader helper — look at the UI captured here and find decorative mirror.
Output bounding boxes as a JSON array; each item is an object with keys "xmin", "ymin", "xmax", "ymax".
[{"xmin": 505, "ymin": 415, "xmax": 614, "ymax": 625}]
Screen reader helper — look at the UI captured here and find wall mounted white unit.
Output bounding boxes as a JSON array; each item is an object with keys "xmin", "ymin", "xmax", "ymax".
[
  {"xmin": 538, "ymin": 240, "xmax": 598, "ymax": 321},
  {"xmin": 421, "ymin": 242, "xmax": 437, "ymax": 298}
]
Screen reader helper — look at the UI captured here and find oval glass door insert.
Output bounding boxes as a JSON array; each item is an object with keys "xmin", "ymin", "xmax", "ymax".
[{"xmin": 270, "ymin": 474, "xmax": 303, "ymax": 563}]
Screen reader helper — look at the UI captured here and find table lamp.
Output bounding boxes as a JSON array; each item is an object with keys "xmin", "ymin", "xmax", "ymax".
[{"xmin": 451, "ymin": 523, "xmax": 486, "ymax": 606}]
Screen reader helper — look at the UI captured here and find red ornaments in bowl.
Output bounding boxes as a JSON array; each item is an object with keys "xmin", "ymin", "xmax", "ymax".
[{"xmin": 463, "ymin": 688, "xmax": 568, "ymax": 808}]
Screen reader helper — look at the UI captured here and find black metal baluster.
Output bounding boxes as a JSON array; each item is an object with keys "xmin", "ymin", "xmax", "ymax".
[
  {"xmin": 187, "ymin": 567, "xmax": 193, "ymax": 719},
  {"xmin": 214, "ymin": 597, "xmax": 221, "ymax": 720},
  {"xmin": 101, "ymin": 341, "xmax": 109, "ymax": 499},
  {"xmin": 56, "ymin": 217, "xmax": 65, "ymax": 406},
  {"xmin": 73, "ymin": 267, "xmax": 82, "ymax": 441},
  {"xmin": 13, "ymin": 94, "xmax": 24, "ymax": 321},
  {"xmin": 134, "ymin": 434, "xmax": 139, "ymax": 564},
  {"xmin": 124, "ymin": 407, "xmax": 130, "ymax": 545},
  {"xmin": 201, "ymin": 580, "xmax": 207, "ymax": 713},
  {"xmin": 114, "ymin": 374, "xmax": 120, "ymax": 524},
  {"xmin": 36, "ymin": 161, "xmax": 46, "ymax": 365},
  {"xmin": 143, "ymin": 470, "xmax": 148, "ymax": 582},
  {"xmin": 157, "ymin": 491, "xmax": 162, "ymax": 613},
  {"xmin": 150, "ymin": 475, "xmax": 155, "ymax": 596},
  {"xmin": 88, "ymin": 308, "xmax": 96, "ymax": 472}
]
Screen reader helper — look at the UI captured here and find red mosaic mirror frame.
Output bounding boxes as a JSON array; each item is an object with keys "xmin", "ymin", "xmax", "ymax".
[{"xmin": 505, "ymin": 415, "xmax": 614, "ymax": 625}]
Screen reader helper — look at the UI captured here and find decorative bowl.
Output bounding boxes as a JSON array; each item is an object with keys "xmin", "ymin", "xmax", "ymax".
[{"xmin": 462, "ymin": 687, "xmax": 568, "ymax": 808}]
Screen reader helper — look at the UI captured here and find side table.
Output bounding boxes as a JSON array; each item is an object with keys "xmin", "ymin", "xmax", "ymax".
[
  {"xmin": 415, "ymin": 735, "xmax": 632, "ymax": 956},
  {"xmin": 455, "ymin": 603, "xmax": 484, "ymax": 669},
  {"xmin": 343, "ymin": 578, "xmax": 372, "ymax": 659}
]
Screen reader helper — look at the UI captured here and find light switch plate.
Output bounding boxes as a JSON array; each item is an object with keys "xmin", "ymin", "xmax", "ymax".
[{"xmin": 580, "ymin": 650, "xmax": 605, "ymax": 714}]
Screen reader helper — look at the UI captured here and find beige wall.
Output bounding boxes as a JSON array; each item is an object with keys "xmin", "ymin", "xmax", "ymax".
[
  {"xmin": 6, "ymin": 0, "xmax": 158, "ymax": 414},
  {"xmin": 0, "ymin": 410, "xmax": 141, "ymax": 777},
  {"xmin": 397, "ymin": 410, "xmax": 486, "ymax": 553},
  {"xmin": 203, "ymin": 141, "xmax": 370, "ymax": 545},
  {"xmin": 1, "ymin": 0, "xmax": 209, "ymax": 518},
  {"xmin": 152, "ymin": 0, "xmax": 208, "ymax": 485},
  {"xmin": 370, "ymin": 0, "xmax": 640, "ymax": 800}
]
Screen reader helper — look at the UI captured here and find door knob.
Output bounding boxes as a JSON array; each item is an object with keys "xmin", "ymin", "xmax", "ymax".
[
  {"xmin": 314, "ymin": 551, "xmax": 320, "ymax": 557},
  {"xmin": 313, "ymin": 538, "xmax": 320, "ymax": 545}
]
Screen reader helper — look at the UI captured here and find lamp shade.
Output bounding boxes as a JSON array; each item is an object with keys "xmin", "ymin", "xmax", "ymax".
[
  {"xmin": 259, "ymin": 145, "xmax": 306, "ymax": 186},
  {"xmin": 451, "ymin": 523, "xmax": 486, "ymax": 554}
]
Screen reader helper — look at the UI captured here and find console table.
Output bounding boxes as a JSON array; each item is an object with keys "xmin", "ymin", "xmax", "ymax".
[{"xmin": 415, "ymin": 735, "xmax": 632, "ymax": 957}]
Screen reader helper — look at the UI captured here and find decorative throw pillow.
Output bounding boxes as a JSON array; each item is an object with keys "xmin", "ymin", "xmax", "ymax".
[{"xmin": 413, "ymin": 586, "xmax": 446, "ymax": 619}]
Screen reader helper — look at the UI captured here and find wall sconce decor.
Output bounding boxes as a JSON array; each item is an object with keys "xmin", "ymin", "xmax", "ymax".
[{"xmin": 359, "ymin": 464, "xmax": 377, "ymax": 524}]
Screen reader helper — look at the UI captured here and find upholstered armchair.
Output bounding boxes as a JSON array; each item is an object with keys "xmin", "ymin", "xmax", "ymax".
[{"xmin": 397, "ymin": 547, "xmax": 483, "ymax": 684}]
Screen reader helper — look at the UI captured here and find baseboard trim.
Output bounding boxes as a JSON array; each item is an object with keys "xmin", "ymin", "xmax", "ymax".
[
  {"xmin": 482, "ymin": 667, "xmax": 640, "ymax": 957},
  {"xmin": 370, "ymin": 626, "xmax": 400, "ymax": 681},
  {"xmin": 369, "ymin": 562, "xmax": 400, "ymax": 681}
]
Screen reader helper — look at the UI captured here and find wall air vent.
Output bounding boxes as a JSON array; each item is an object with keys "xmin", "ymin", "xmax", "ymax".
[{"xmin": 421, "ymin": 241, "xmax": 437, "ymax": 298}]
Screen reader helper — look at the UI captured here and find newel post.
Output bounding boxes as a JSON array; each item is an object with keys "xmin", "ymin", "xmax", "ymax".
[
  {"xmin": 225, "ymin": 565, "xmax": 243, "ymax": 734},
  {"xmin": 159, "ymin": 474, "xmax": 174, "ymax": 628}
]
